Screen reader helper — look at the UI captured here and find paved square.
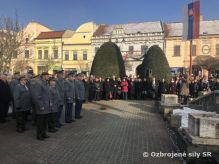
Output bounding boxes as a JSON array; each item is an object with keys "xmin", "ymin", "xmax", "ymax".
[{"xmin": 0, "ymin": 100, "xmax": 182, "ymax": 164}]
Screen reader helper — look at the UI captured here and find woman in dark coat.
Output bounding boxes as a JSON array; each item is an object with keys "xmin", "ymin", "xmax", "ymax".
[
  {"xmin": 104, "ymin": 78, "xmax": 111, "ymax": 100},
  {"xmin": 0, "ymin": 73, "xmax": 12, "ymax": 123}
]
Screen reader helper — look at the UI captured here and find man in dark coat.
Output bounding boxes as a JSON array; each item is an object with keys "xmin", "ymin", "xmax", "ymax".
[
  {"xmin": 13, "ymin": 75, "xmax": 31, "ymax": 133},
  {"xmin": 128, "ymin": 78, "xmax": 135, "ymax": 100},
  {"xmin": 94, "ymin": 78, "xmax": 101, "ymax": 101},
  {"xmin": 142, "ymin": 78, "xmax": 149, "ymax": 99},
  {"xmin": 75, "ymin": 73, "xmax": 85, "ymax": 119},
  {"xmin": 0, "ymin": 73, "xmax": 12, "ymax": 123},
  {"xmin": 88, "ymin": 77, "xmax": 95, "ymax": 102},
  {"xmin": 55, "ymin": 70, "xmax": 65, "ymax": 128},
  {"xmin": 158, "ymin": 78, "xmax": 168, "ymax": 99},
  {"xmin": 32, "ymin": 72, "xmax": 51, "ymax": 140},
  {"xmin": 110, "ymin": 75, "xmax": 118, "ymax": 99},
  {"xmin": 135, "ymin": 78, "xmax": 142, "ymax": 99}
]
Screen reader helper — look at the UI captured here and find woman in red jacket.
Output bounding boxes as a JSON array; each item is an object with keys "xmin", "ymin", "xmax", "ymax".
[{"xmin": 121, "ymin": 78, "xmax": 129, "ymax": 100}]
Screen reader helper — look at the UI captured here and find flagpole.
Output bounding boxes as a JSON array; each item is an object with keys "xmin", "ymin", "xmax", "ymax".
[{"xmin": 189, "ymin": 39, "xmax": 193, "ymax": 79}]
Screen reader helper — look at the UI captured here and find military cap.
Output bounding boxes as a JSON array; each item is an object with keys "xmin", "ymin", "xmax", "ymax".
[
  {"xmin": 48, "ymin": 77, "xmax": 56, "ymax": 82},
  {"xmin": 33, "ymin": 74, "xmax": 40, "ymax": 79},
  {"xmin": 76, "ymin": 73, "xmax": 83, "ymax": 77},
  {"xmin": 68, "ymin": 71, "xmax": 76, "ymax": 76},
  {"xmin": 14, "ymin": 71, "xmax": 20, "ymax": 75},
  {"xmin": 41, "ymin": 72, "xmax": 50, "ymax": 76},
  {"xmin": 27, "ymin": 70, "xmax": 34, "ymax": 75},
  {"xmin": 56, "ymin": 70, "xmax": 64, "ymax": 74},
  {"xmin": 19, "ymin": 74, "xmax": 28, "ymax": 81}
]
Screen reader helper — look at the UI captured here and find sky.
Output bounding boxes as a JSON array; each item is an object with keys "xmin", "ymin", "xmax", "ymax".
[{"xmin": 0, "ymin": 0, "xmax": 219, "ymax": 30}]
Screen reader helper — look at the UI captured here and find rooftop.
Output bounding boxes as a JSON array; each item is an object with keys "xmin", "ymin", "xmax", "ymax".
[
  {"xmin": 165, "ymin": 20, "xmax": 219, "ymax": 37},
  {"xmin": 93, "ymin": 21, "xmax": 163, "ymax": 37},
  {"xmin": 35, "ymin": 31, "xmax": 65, "ymax": 39}
]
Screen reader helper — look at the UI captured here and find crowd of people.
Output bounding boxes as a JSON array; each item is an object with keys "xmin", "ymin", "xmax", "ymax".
[
  {"xmin": 0, "ymin": 70, "xmax": 85, "ymax": 141},
  {"xmin": 85, "ymin": 74, "xmax": 219, "ymax": 104},
  {"xmin": 0, "ymin": 70, "xmax": 219, "ymax": 140}
]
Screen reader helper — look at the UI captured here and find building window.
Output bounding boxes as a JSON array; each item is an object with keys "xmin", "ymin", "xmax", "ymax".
[
  {"xmin": 83, "ymin": 50, "xmax": 87, "ymax": 60},
  {"xmin": 44, "ymin": 50, "xmax": 48, "ymax": 59},
  {"xmin": 73, "ymin": 51, "xmax": 78, "ymax": 60},
  {"xmin": 54, "ymin": 49, "xmax": 58, "ymax": 59},
  {"xmin": 25, "ymin": 50, "xmax": 29, "ymax": 58},
  {"xmin": 129, "ymin": 46, "xmax": 134, "ymax": 55},
  {"xmin": 192, "ymin": 45, "xmax": 196, "ymax": 56},
  {"xmin": 38, "ymin": 50, "xmax": 42, "ymax": 59},
  {"xmin": 216, "ymin": 44, "xmax": 219, "ymax": 55},
  {"xmin": 65, "ymin": 51, "xmax": 69, "ymax": 60},
  {"xmin": 174, "ymin": 45, "xmax": 181, "ymax": 56},
  {"xmin": 141, "ymin": 45, "xmax": 148, "ymax": 55}
]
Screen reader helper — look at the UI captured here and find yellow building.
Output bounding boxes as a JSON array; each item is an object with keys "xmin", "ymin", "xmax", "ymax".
[
  {"xmin": 34, "ymin": 30, "xmax": 74, "ymax": 74},
  {"xmin": 11, "ymin": 21, "xmax": 51, "ymax": 73},
  {"xmin": 62, "ymin": 22, "xmax": 97, "ymax": 74},
  {"xmin": 164, "ymin": 20, "xmax": 219, "ymax": 76}
]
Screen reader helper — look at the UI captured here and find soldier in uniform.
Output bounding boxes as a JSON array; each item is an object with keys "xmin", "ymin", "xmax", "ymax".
[
  {"xmin": 32, "ymin": 72, "xmax": 51, "ymax": 140},
  {"xmin": 75, "ymin": 73, "xmax": 85, "ymax": 119},
  {"xmin": 9, "ymin": 71, "xmax": 20, "ymax": 119},
  {"xmin": 64, "ymin": 72, "xmax": 76, "ymax": 123},
  {"xmin": 55, "ymin": 70, "xmax": 65, "ymax": 128},
  {"xmin": 13, "ymin": 75, "xmax": 31, "ymax": 133},
  {"xmin": 48, "ymin": 77, "xmax": 59, "ymax": 133},
  {"xmin": 28, "ymin": 74, "xmax": 40, "ymax": 126}
]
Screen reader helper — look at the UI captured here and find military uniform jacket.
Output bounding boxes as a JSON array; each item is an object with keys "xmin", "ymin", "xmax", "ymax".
[
  {"xmin": 10, "ymin": 79, "xmax": 19, "ymax": 96},
  {"xmin": 75, "ymin": 79, "xmax": 85, "ymax": 100},
  {"xmin": 32, "ymin": 79, "xmax": 51, "ymax": 115},
  {"xmin": 64, "ymin": 80, "xmax": 76, "ymax": 103},
  {"xmin": 56, "ymin": 78, "xmax": 65, "ymax": 105},
  {"xmin": 13, "ymin": 84, "xmax": 31, "ymax": 112},
  {"xmin": 49, "ymin": 86, "xmax": 60, "ymax": 113}
]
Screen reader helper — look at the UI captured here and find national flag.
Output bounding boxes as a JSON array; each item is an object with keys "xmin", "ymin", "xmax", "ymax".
[{"xmin": 183, "ymin": 0, "xmax": 200, "ymax": 40}]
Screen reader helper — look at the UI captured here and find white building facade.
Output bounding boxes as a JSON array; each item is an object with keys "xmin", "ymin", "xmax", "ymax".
[{"xmin": 91, "ymin": 21, "xmax": 165, "ymax": 76}]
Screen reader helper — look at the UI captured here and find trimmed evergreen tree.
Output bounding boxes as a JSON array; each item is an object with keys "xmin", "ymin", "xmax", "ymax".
[
  {"xmin": 91, "ymin": 42, "xmax": 126, "ymax": 78},
  {"xmin": 137, "ymin": 45, "xmax": 171, "ymax": 81}
]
